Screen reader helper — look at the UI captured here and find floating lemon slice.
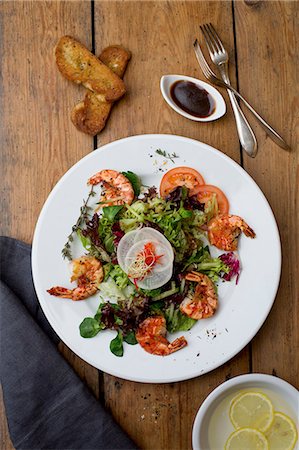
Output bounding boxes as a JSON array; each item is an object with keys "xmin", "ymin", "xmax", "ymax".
[
  {"xmin": 229, "ymin": 391, "xmax": 274, "ymax": 432},
  {"xmin": 225, "ymin": 427, "xmax": 269, "ymax": 450},
  {"xmin": 265, "ymin": 411, "xmax": 298, "ymax": 450}
]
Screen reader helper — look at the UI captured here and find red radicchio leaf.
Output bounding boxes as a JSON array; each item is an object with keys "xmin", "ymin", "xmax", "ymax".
[
  {"xmin": 219, "ymin": 252, "xmax": 240, "ymax": 284},
  {"xmin": 111, "ymin": 222, "xmax": 125, "ymax": 246}
]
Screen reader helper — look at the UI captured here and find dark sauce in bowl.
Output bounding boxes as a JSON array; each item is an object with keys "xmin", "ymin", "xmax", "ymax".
[{"xmin": 170, "ymin": 80, "xmax": 215, "ymax": 118}]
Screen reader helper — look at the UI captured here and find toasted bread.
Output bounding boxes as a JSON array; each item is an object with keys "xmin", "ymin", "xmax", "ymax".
[
  {"xmin": 71, "ymin": 46, "xmax": 131, "ymax": 136},
  {"xmin": 55, "ymin": 36, "xmax": 126, "ymax": 102},
  {"xmin": 71, "ymin": 93, "xmax": 112, "ymax": 136},
  {"xmin": 99, "ymin": 45, "xmax": 131, "ymax": 78}
]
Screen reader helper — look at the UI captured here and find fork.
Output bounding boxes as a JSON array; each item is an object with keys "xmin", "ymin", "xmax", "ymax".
[
  {"xmin": 200, "ymin": 23, "xmax": 258, "ymax": 158},
  {"xmin": 193, "ymin": 40, "xmax": 290, "ymax": 151}
]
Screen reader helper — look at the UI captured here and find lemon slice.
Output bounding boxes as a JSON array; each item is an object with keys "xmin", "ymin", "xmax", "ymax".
[
  {"xmin": 229, "ymin": 391, "xmax": 274, "ymax": 432},
  {"xmin": 225, "ymin": 427, "xmax": 269, "ymax": 450},
  {"xmin": 265, "ymin": 412, "xmax": 298, "ymax": 450}
]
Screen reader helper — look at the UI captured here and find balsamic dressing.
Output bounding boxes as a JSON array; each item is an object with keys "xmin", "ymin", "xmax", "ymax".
[{"xmin": 170, "ymin": 80, "xmax": 215, "ymax": 118}]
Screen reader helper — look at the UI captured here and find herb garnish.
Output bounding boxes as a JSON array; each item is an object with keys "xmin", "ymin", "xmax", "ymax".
[
  {"xmin": 155, "ymin": 148, "xmax": 179, "ymax": 163},
  {"xmin": 61, "ymin": 186, "xmax": 95, "ymax": 260}
]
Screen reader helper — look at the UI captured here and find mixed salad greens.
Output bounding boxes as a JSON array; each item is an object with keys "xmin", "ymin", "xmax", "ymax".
[{"xmin": 50, "ymin": 165, "xmax": 247, "ymax": 357}]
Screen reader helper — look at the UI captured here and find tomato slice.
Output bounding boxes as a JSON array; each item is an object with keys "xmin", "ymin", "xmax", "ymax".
[
  {"xmin": 196, "ymin": 185, "xmax": 229, "ymax": 214},
  {"xmin": 160, "ymin": 166, "xmax": 205, "ymax": 198}
]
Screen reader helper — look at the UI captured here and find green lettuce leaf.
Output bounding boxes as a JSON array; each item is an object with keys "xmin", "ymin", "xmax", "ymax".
[
  {"xmin": 122, "ymin": 171, "xmax": 141, "ymax": 197},
  {"xmin": 165, "ymin": 304, "xmax": 197, "ymax": 333},
  {"xmin": 77, "ymin": 229, "xmax": 111, "ymax": 262},
  {"xmin": 123, "ymin": 331, "xmax": 138, "ymax": 345},
  {"xmin": 110, "ymin": 330, "xmax": 124, "ymax": 357},
  {"xmin": 182, "ymin": 246, "xmax": 229, "ymax": 282},
  {"xmin": 79, "ymin": 317, "xmax": 104, "ymax": 338},
  {"xmin": 102, "ymin": 205, "xmax": 124, "ymax": 221}
]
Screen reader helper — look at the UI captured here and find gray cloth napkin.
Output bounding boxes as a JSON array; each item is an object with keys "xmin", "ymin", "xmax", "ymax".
[{"xmin": 0, "ymin": 236, "xmax": 138, "ymax": 450}]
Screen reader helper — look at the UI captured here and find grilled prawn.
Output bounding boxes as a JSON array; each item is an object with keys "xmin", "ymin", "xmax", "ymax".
[
  {"xmin": 47, "ymin": 256, "xmax": 103, "ymax": 301},
  {"xmin": 88, "ymin": 169, "xmax": 134, "ymax": 206},
  {"xmin": 207, "ymin": 214, "xmax": 255, "ymax": 251},
  {"xmin": 136, "ymin": 316, "xmax": 187, "ymax": 356},
  {"xmin": 180, "ymin": 271, "xmax": 218, "ymax": 320}
]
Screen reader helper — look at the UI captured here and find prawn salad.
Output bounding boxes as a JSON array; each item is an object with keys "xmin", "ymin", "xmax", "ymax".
[{"xmin": 47, "ymin": 167, "xmax": 255, "ymax": 357}]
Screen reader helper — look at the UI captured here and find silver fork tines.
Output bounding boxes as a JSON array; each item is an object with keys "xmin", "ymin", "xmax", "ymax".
[
  {"xmin": 193, "ymin": 39, "xmax": 291, "ymax": 152},
  {"xmin": 193, "ymin": 39, "xmax": 218, "ymax": 81},
  {"xmin": 200, "ymin": 23, "xmax": 258, "ymax": 157},
  {"xmin": 200, "ymin": 23, "xmax": 227, "ymax": 64}
]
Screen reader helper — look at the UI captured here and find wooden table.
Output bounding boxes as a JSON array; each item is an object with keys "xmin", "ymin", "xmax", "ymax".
[{"xmin": 1, "ymin": 1, "xmax": 298, "ymax": 449}]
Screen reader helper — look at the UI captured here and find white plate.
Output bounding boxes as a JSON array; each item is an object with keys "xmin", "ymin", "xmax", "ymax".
[
  {"xmin": 192, "ymin": 374, "xmax": 299, "ymax": 450},
  {"xmin": 32, "ymin": 134, "xmax": 281, "ymax": 383}
]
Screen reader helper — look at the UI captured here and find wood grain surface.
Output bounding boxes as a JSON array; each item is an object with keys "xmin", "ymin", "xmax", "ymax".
[
  {"xmin": 234, "ymin": 0, "xmax": 299, "ymax": 386},
  {"xmin": 0, "ymin": 1, "xmax": 298, "ymax": 449}
]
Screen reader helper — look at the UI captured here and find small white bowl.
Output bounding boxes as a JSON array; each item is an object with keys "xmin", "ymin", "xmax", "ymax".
[
  {"xmin": 160, "ymin": 74, "xmax": 226, "ymax": 122},
  {"xmin": 192, "ymin": 373, "xmax": 299, "ymax": 450}
]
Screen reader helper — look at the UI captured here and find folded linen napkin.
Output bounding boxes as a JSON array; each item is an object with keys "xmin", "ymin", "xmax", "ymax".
[{"xmin": 0, "ymin": 236, "xmax": 138, "ymax": 450}]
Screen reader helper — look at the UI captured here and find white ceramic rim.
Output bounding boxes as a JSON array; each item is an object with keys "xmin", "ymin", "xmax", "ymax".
[
  {"xmin": 32, "ymin": 134, "xmax": 282, "ymax": 383},
  {"xmin": 192, "ymin": 373, "xmax": 299, "ymax": 450},
  {"xmin": 160, "ymin": 74, "xmax": 226, "ymax": 122}
]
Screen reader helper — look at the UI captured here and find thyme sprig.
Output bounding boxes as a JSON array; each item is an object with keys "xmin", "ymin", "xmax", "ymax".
[
  {"xmin": 61, "ymin": 186, "xmax": 96, "ymax": 260},
  {"xmin": 155, "ymin": 148, "xmax": 179, "ymax": 163}
]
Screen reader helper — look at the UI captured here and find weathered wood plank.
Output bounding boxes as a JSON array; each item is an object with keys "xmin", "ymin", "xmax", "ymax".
[
  {"xmin": 0, "ymin": 0, "xmax": 93, "ymax": 243},
  {"xmin": 234, "ymin": 0, "xmax": 298, "ymax": 387},
  {"xmin": 0, "ymin": 1, "xmax": 98, "ymax": 447},
  {"xmin": 3, "ymin": 2, "xmax": 296, "ymax": 450},
  {"xmin": 94, "ymin": 0, "xmax": 241, "ymax": 161},
  {"xmin": 94, "ymin": 1, "xmax": 249, "ymax": 449},
  {"xmin": 104, "ymin": 349, "xmax": 248, "ymax": 450}
]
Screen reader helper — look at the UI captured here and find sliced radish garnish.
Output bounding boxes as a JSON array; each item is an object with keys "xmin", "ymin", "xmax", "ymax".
[
  {"xmin": 116, "ymin": 227, "xmax": 174, "ymax": 289},
  {"xmin": 125, "ymin": 240, "xmax": 173, "ymax": 274},
  {"xmin": 116, "ymin": 229, "xmax": 140, "ymax": 269}
]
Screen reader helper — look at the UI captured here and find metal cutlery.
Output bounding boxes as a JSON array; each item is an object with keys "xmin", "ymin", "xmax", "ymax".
[
  {"xmin": 193, "ymin": 39, "xmax": 291, "ymax": 152},
  {"xmin": 200, "ymin": 23, "xmax": 257, "ymax": 157}
]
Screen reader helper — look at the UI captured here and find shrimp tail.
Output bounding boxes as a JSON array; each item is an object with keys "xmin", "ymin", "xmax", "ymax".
[
  {"xmin": 242, "ymin": 223, "xmax": 256, "ymax": 238},
  {"xmin": 47, "ymin": 286, "xmax": 73, "ymax": 298},
  {"xmin": 87, "ymin": 172, "xmax": 104, "ymax": 185},
  {"xmin": 168, "ymin": 336, "xmax": 188, "ymax": 353}
]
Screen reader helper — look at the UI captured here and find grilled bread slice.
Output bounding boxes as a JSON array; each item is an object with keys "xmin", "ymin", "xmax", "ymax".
[
  {"xmin": 55, "ymin": 36, "xmax": 126, "ymax": 102},
  {"xmin": 71, "ymin": 93, "xmax": 112, "ymax": 136},
  {"xmin": 71, "ymin": 46, "xmax": 131, "ymax": 136},
  {"xmin": 99, "ymin": 45, "xmax": 131, "ymax": 78}
]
